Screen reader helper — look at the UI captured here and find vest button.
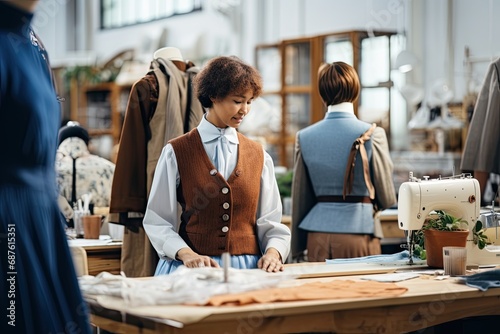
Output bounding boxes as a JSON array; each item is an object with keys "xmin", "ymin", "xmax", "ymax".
[
  {"xmin": 222, "ymin": 214, "xmax": 230, "ymax": 221},
  {"xmin": 210, "ymin": 169, "xmax": 217, "ymax": 176},
  {"xmin": 235, "ymin": 169, "xmax": 241, "ymax": 176},
  {"xmin": 221, "ymin": 187, "xmax": 229, "ymax": 194},
  {"xmin": 222, "ymin": 202, "xmax": 230, "ymax": 209},
  {"xmin": 222, "ymin": 226, "xmax": 229, "ymax": 232}
]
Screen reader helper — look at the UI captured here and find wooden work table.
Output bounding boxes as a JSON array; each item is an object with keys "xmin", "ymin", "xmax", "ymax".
[
  {"xmin": 69, "ymin": 238, "xmax": 122, "ymax": 276},
  {"xmin": 84, "ymin": 262, "xmax": 500, "ymax": 334},
  {"xmin": 83, "ymin": 243, "xmax": 122, "ymax": 276}
]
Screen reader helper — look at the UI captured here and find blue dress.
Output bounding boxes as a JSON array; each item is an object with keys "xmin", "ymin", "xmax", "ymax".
[{"xmin": 0, "ymin": 3, "xmax": 91, "ymax": 334}]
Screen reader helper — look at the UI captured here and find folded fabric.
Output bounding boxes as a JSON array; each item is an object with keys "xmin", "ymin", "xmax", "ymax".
[
  {"xmin": 326, "ymin": 250, "xmax": 422, "ymax": 264},
  {"xmin": 458, "ymin": 269, "xmax": 500, "ymax": 291},
  {"xmin": 206, "ymin": 279, "xmax": 408, "ymax": 306}
]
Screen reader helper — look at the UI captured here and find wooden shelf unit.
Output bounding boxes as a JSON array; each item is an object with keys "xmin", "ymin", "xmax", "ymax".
[
  {"xmin": 71, "ymin": 82, "xmax": 131, "ymax": 145},
  {"xmin": 83, "ymin": 243, "xmax": 122, "ymax": 276}
]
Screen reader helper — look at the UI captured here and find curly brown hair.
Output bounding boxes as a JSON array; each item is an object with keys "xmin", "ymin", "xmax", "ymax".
[
  {"xmin": 193, "ymin": 56, "xmax": 263, "ymax": 108},
  {"xmin": 318, "ymin": 61, "xmax": 360, "ymax": 106}
]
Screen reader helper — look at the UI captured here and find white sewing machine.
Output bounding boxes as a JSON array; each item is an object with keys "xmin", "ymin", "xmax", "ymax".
[{"xmin": 398, "ymin": 172, "xmax": 500, "ymax": 266}]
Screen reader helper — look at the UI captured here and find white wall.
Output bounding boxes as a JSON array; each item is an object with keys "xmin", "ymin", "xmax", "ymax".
[
  {"xmin": 450, "ymin": 0, "xmax": 499, "ymax": 98},
  {"xmin": 34, "ymin": 0, "xmax": 500, "ymax": 111},
  {"xmin": 89, "ymin": 1, "xmax": 237, "ymax": 64},
  {"xmin": 31, "ymin": 0, "xmax": 70, "ymax": 62},
  {"xmin": 35, "ymin": 0, "xmax": 402, "ymax": 64}
]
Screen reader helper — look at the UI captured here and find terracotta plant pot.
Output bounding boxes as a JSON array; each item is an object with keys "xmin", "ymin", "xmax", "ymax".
[{"xmin": 424, "ymin": 229, "xmax": 469, "ymax": 268}]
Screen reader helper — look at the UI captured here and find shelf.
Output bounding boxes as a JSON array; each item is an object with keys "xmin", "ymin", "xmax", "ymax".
[
  {"xmin": 88, "ymin": 129, "xmax": 113, "ymax": 136},
  {"xmin": 71, "ymin": 82, "xmax": 131, "ymax": 145}
]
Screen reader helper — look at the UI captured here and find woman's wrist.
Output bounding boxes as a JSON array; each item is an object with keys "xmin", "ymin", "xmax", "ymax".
[
  {"xmin": 265, "ymin": 247, "xmax": 282, "ymax": 262},
  {"xmin": 175, "ymin": 247, "xmax": 195, "ymax": 261}
]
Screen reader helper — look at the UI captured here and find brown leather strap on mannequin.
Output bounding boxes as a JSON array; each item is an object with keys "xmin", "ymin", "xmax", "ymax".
[{"xmin": 343, "ymin": 123, "xmax": 377, "ymax": 200}]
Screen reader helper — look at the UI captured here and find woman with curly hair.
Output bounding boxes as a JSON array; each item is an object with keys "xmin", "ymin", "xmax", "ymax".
[{"xmin": 143, "ymin": 56, "xmax": 291, "ymax": 274}]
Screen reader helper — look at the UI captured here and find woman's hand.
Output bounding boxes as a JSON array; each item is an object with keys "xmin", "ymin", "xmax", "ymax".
[
  {"xmin": 258, "ymin": 248, "xmax": 284, "ymax": 272},
  {"xmin": 176, "ymin": 248, "xmax": 220, "ymax": 268}
]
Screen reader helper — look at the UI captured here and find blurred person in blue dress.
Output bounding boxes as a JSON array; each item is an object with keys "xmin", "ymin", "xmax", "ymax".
[
  {"xmin": 0, "ymin": 1, "xmax": 91, "ymax": 333},
  {"xmin": 143, "ymin": 56, "xmax": 291, "ymax": 274}
]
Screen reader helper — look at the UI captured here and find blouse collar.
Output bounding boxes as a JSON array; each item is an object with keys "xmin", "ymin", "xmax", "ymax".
[
  {"xmin": 326, "ymin": 102, "xmax": 354, "ymax": 114},
  {"xmin": 198, "ymin": 115, "xmax": 239, "ymax": 145}
]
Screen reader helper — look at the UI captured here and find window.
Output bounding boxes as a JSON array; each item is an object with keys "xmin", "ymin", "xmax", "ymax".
[
  {"xmin": 100, "ymin": 0, "xmax": 202, "ymax": 29},
  {"xmin": 255, "ymin": 31, "xmax": 402, "ymax": 168}
]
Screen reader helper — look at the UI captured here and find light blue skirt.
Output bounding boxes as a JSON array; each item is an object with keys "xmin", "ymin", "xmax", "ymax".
[{"xmin": 155, "ymin": 254, "xmax": 260, "ymax": 275}]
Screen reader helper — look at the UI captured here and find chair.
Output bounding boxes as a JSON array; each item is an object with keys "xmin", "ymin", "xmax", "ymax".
[{"xmin": 69, "ymin": 246, "xmax": 89, "ymax": 276}]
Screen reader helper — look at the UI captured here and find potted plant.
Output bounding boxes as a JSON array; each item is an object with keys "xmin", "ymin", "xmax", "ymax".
[
  {"xmin": 413, "ymin": 210, "xmax": 490, "ymax": 268},
  {"xmin": 276, "ymin": 170, "xmax": 293, "ymax": 215}
]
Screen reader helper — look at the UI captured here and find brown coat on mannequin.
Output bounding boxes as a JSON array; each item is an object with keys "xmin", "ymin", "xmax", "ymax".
[{"xmin": 109, "ymin": 48, "xmax": 204, "ymax": 277}]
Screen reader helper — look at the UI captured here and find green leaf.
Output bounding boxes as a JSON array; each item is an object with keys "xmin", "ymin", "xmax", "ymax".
[
  {"xmin": 276, "ymin": 171, "xmax": 293, "ymax": 198},
  {"xmin": 474, "ymin": 220, "xmax": 483, "ymax": 233}
]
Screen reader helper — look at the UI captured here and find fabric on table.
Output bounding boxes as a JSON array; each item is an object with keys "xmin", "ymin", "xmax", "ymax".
[
  {"xmin": 326, "ymin": 250, "xmax": 422, "ymax": 264},
  {"xmin": 458, "ymin": 269, "xmax": 500, "ymax": 291},
  {"xmin": 79, "ymin": 267, "xmax": 294, "ymax": 306},
  {"xmin": 206, "ymin": 279, "xmax": 408, "ymax": 306}
]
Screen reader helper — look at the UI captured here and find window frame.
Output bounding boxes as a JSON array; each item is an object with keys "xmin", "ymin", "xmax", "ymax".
[{"xmin": 100, "ymin": 0, "xmax": 202, "ymax": 30}]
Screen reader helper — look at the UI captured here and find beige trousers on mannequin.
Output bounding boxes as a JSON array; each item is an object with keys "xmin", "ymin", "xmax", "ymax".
[
  {"xmin": 121, "ymin": 227, "xmax": 157, "ymax": 277},
  {"xmin": 306, "ymin": 232, "xmax": 381, "ymax": 262}
]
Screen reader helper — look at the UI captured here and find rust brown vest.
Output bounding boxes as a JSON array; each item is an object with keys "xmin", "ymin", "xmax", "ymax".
[{"xmin": 170, "ymin": 128, "xmax": 264, "ymax": 256}]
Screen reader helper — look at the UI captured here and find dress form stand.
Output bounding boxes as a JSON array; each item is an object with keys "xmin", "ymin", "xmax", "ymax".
[{"xmin": 153, "ymin": 47, "xmax": 186, "ymax": 71}]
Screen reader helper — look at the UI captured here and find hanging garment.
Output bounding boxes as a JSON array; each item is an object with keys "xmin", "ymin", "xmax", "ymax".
[
  {"xmin": 109, "ymin": 57, "xmax": 204, "ymax": 277},
  {"xmin": 461, "ymin": 57, "xmax": 500, "ymax": 175}
]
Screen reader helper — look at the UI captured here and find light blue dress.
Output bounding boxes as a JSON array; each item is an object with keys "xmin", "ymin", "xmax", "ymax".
[{"xmin": 155, "ymin": 255, "xmax": 259, "ymax": 275}]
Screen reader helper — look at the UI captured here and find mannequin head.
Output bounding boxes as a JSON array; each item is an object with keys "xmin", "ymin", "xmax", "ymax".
[{"xmin": 153, "ymin": 47, "xmax": 183, "ymax": 61}]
